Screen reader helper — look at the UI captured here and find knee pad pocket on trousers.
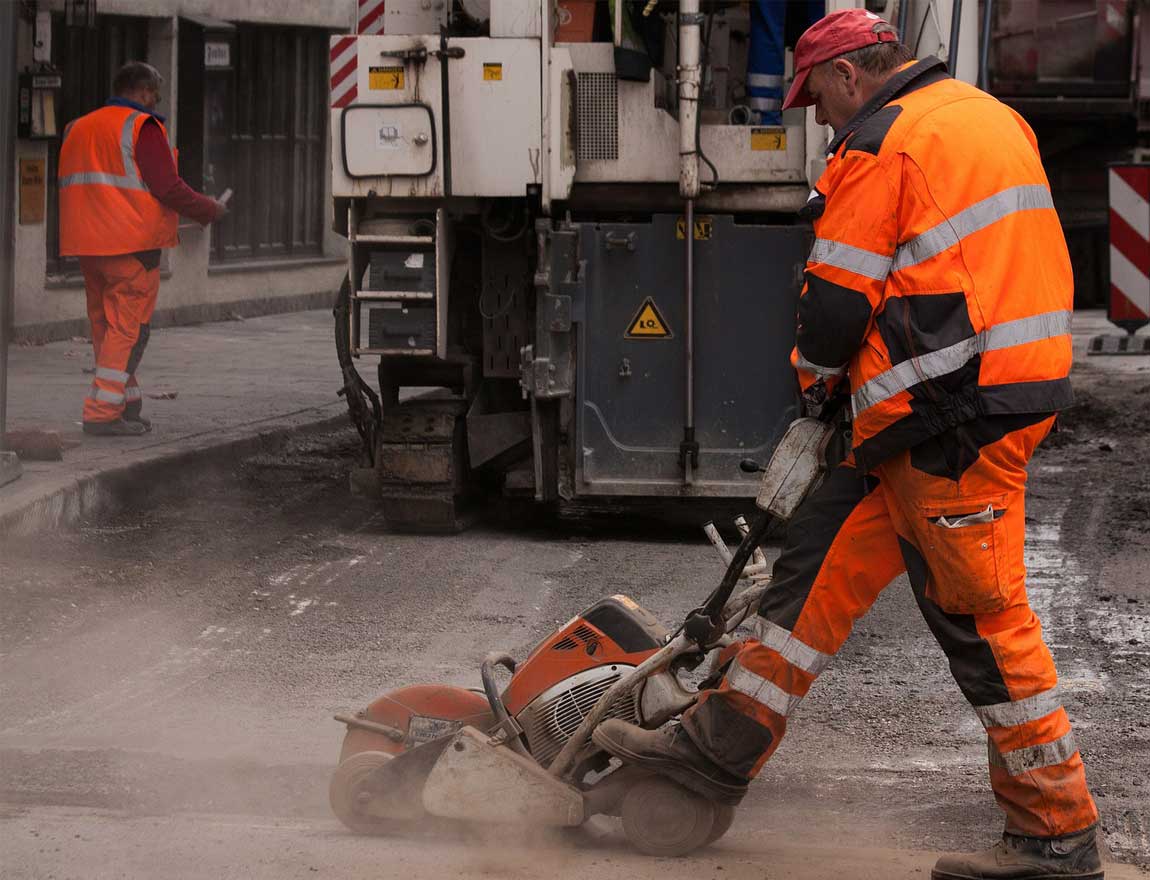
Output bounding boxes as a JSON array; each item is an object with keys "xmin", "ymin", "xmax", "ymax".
[{"xmin": 916, "ymin": 494, "xmax": 1015, "ymax": 615}]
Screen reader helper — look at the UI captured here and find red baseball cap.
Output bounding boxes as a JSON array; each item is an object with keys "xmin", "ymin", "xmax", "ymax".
[{"xmin": 782, "ymin": 8, "xmax": 900, "ymax": 111}]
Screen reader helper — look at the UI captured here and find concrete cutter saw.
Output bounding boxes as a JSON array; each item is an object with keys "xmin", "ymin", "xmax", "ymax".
[{"xmin": 329, "ymin": 416, "xmax": 835, "ymax": 857}]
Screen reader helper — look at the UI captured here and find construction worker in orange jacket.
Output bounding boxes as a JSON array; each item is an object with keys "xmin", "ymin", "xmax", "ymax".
[
  {"xmin": 594, "ymin": 10, "xmax": 1102, "ymax": 880},
  {"xmin": 58, "ymin": 62, "xmax": 226, "ymax": 436}
]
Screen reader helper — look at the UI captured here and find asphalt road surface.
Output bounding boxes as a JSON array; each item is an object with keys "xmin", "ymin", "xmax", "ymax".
[{"xmin": 2, "ymin": 362, "xmax": 1148, "ymax": 879}]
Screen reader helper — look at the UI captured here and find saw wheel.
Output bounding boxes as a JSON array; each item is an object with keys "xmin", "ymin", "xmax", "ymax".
[
  {"xmin": 706, "ymin": 803, "xmax": 736, "ymax": 846},
  {"xmin": 329, "ymin": 750, "xmax": 405, "ymax": 835},
  {"xmin": 620, "ymin": 775, "xmax": 718, "ymax": 857}
]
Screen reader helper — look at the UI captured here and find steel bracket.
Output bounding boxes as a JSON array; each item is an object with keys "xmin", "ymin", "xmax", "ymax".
[{"xmin": 521, "ymin": 220, "xmax": 580, "ymax": 400}]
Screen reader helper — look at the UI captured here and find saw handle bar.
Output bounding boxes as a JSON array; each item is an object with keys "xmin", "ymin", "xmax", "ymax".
[
  {"xmin": 682, "ymin": 509, "xmax": 773, "ymax": 646},
  {"xmin": 481, "ymin": 652, "xmax": 530, "ymax": 756},
  {"xmin": 547, "ymin": 577, "xmax": 770, "ymax": 782},
  {"xmin": 684, "ymin": 397, "xmax": 849, "ymax": 645}
]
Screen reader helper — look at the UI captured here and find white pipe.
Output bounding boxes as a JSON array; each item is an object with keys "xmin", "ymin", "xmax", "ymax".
[
  {"xmin": 735, "ymin": 515, "xmax": 768, "ymax": 567},
  {"xmin": 703, "ymin": 522, "xmax": 733, "ymax": 564},
  {"xmin": 678, "ymin": 0, "xmax": 701, "ymax": 198}
]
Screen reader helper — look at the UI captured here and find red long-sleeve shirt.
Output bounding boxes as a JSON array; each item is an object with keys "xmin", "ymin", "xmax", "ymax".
[{"xmin": 135, "ymin": 119, "xmax": 219, "ymax": 227}]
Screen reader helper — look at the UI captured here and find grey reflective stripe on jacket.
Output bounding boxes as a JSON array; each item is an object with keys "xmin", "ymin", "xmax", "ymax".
[
  {"xmin": 59, "ymin": 111, "xmax": 147, "ymax": 192},
  {"xmin": 851, "ymin": 310, "xmax": 1072, "ymax": 416},
  {"xmin": 793, "ymin": 350, "xmax": 846, "ymax": 380},
  {"xmin": 809, "ymin": 238, "xmax": 892, "ymax": 281},
  {"xmin": 891, "ymin": 184, "xmax": 1055, "ymax": 273},
  {"xmin": 809, "ymin": 183, "xmax": 1056, "ymax": 283},
  {"xmin": 988, "ymin": 730, "xmax": 1078, "ymax": 777}
]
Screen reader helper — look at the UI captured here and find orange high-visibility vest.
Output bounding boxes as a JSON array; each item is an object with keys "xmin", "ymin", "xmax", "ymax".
[
  {"xmin": 58, "ymin": 105, "xmax": 179, "ymax": 256},
  {"xmin": 792, "ymin": 58, "xmax": 1074, "ymax": 471}
]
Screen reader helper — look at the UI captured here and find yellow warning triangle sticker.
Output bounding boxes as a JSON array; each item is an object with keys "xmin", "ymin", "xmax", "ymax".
[{"xmin": 625, "ymin": 297, "xmax": 672, "ymax": 339}]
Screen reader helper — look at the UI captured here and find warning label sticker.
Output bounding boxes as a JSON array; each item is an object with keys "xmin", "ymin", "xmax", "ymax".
[
  {"xmin": 483, "ymin": 63, "xmax": 503, "ymax": 81},
  {"xmin": 675, "ymin": 216, "xmax": 713, "ymax": 240},
  {"xmin": 625, "ymin": 297, "xmax": 672, "ymax": 339},
  {"xmin": 369, "ymin": 66, "xmax": 405, "ymax": 90},
  {"xmin": 750, "ymin": 127, "xmax": 787, "ymax": 151}
]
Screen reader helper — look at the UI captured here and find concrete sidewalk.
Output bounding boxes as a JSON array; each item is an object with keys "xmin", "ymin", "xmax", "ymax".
[{"xmin": 0, "ymin": 309, "xmax": 351, "ymax": 535}]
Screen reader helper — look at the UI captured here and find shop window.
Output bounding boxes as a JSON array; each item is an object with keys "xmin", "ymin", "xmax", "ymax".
[{"xmin": 46, "ymin": 15, "xmax": 150, "ymax": 276}]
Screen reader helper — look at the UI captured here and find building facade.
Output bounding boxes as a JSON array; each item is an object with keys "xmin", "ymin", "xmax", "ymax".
[{"xmin": 11, "ymin": 0, "xmax": 356, "ymax": 340}]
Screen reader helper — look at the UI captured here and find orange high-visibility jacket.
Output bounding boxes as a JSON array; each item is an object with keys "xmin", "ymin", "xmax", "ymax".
[
  {"xmin": 58, "ymin": 104, "xmax": 179, "ymax": 256},
  {"xmin": 793, "ymin": 58, "xmax": 1074, "ymax": 471}
]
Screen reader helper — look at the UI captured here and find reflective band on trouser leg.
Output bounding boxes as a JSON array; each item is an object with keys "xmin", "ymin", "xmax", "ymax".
[
  {"xmin": 852, "ymin": 310, "xmax": 1073, "ymax": 416},
  {"xmin": 84, "ymin": 381, "xmax": 127, "ymax": 423},
  {"xmin": 96, "ymin": 366, "xmax": 130, "ymax": 384},
  {"xmin": 988, "ymin": 731, "xmax": 1097, "ymax": 838},
  {"xmin": 750, "ymin": 617, "xmax": 833, "ymax": 676},
  {"xmin": 681, "ymin": 465, "xmax": 905, "ymax": 778},
  {"xmin": 975, "ymin": 684, "xmax": 1063, "ymax": 729},
  {"xmin": 88, "ymin": 387, "xmax": 126, "ymax": 405},
  {"xmin": 989, "ymin": 730, "xmax": 1078, "ymax": 777}
]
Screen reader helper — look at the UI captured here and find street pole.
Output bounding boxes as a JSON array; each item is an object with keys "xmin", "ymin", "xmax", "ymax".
[{"xmin": 1, "ymin": 0, "xmax": 21, "ymax": 484}]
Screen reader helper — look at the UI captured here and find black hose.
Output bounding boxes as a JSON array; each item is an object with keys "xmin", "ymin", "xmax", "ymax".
[
  {"xmin": 696, "ymin": 4, "xmax": 719, "ymax": 190},
  {"xmin": 333, "ymin": 276, "xmax": 382, "ymax": 463},
  {"xmin": 480, "ymin": 652, "xmax": 529, "ymax": 755},
  {"xmin": 439, "ymin": 26, "xmax": 453, "ymax": 197},
  {"xmin": 947, "ymin": 0, "xmax": 963, "ymax": 76},
  {"xmin": 978, "ymin": 0, "xmax": 994, "ymax": 90}
]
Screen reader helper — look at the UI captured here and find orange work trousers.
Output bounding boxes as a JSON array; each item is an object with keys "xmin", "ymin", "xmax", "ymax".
[
  {"xmin": 80, "ymin": 254, "xmax": 160, "ymax": 424},
  {"xmin": 682, "ymin": 416, "xmax": 1099, "ymax": 838}
]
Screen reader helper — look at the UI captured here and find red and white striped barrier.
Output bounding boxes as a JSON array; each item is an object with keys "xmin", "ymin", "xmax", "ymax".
[
  {"xmin": 331, "ymin": 2, "xmax": 389, "ymax": 110},
  {"xmin": 330, "ymin": 35, "xmax": 358, "ymax": 109},
  {"xmin": 1108, "ymin": 165, "xmax": 1150, "ymax": 333},
  {"xmin": 358, "ymin": 0, "xmax": 387, "ymax": 34}
]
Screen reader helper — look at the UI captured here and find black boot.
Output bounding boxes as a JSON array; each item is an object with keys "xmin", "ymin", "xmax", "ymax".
[
  {"xmin": 592, "ymin": 719, "xmax": 749, "ymax": 805},
  {"xmin": 82, "ymin": 418, "xmax": 147, "ymax": 437},
  {"xmin": 932, "ymin": 826, "xmax": 1104, "ymax": 880},
  {"xmin": 122, "ymin": 409, "xmax": 152, "ymax": 431}
]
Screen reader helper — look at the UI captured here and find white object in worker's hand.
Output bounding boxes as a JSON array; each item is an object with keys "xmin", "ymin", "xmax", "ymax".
[{"xmin": 218, "ymin": 188, "xmax": 233, "ymax": 206}]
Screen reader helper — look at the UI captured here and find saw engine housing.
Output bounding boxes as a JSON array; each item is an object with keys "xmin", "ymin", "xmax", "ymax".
[{"xmin": 502, "ymin": 595, "xmax": 668, "ymax": 765}]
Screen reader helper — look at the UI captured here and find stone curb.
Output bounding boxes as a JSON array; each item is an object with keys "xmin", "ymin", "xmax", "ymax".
[{"xmin": 0, "ymin": 405, "xmax": 349, "ymax": 538}]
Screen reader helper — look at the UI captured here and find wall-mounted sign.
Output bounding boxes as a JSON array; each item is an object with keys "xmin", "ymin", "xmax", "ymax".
[
  {"xmin": 17, "ymin": 73, "xmax": 61, "ymax": 139},
  {"xmin": 205, "ymin": 42, "xmax": 231, "ymax": 68},
  {"xmin": 19, "ymin": 158, "xmax": 47, "ymax": 225}
]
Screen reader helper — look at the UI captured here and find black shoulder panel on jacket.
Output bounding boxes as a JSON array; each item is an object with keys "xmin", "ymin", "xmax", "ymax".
[{"xmin": 845, "ymin": 105, "xmax": 902, "ymax": 157}]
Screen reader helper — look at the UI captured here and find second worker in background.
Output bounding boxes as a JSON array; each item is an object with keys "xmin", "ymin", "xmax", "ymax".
[{"xmin": 58, "ymin": 61, "xmax": 227, "ymax": 436}]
